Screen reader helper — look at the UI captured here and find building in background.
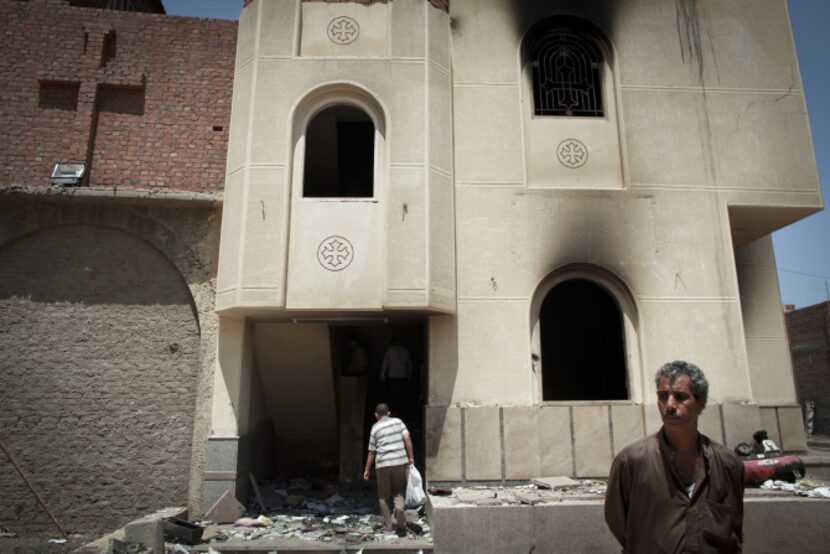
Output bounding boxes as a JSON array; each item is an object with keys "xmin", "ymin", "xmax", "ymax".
[
  {"xmin": 0, "ymin": 0, "xmax": 823, "ymax": 539},
  {"xmin": 786, "ymin": 301, "xmax": 830, "ymax": 438}
]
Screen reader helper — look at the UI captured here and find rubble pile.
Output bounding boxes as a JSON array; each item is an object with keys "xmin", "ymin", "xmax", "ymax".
[
  {"xmin": 436, "ymin": 478, "xmax": 608, "ymax": 507},
  {"xmin": 196, "ymin": 478, "xmax": 431, "ymax": 548},
  {"xmin": 759, "ymin": 479, "xmax": 830, "ymax": 499}
]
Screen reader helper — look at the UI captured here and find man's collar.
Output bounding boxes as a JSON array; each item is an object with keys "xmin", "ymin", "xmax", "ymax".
[{"xmin": 657, "ymin": 427, "xmax": 711, "ymax": 460}]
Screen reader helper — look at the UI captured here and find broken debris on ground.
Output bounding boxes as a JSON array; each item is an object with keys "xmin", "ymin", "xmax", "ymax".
[{"xmin": 192, "ymin": 477, "xmax": 431, "ymax": 549}]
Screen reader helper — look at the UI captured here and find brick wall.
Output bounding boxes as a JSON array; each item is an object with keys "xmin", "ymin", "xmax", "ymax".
[
  {"xmin": 0, "ymin": 0, "xmax": 237, "ymax": 192},
  {"xmin": 785, "ymin": 302, "xmax": 830, "ymax": 436},
  {"xmin": 0, "ymin": 221, "xmax": 206, "ymax": 536}
]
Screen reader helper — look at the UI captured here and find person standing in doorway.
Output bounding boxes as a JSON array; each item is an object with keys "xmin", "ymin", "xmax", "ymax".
[
  {"xmin": 605, "ymin": 361, "xmax": 744, "ymax": 553},
  {"xmin": 345, "ymin": 336, "xmax": 369, "ymax": 375},
  {"xmin": 363, "ymin": 402, "xmax": 414, "ymax": 535},
  {"xmin": 380, "ymin": 337, "xmax": 412, "ymax": 415}
]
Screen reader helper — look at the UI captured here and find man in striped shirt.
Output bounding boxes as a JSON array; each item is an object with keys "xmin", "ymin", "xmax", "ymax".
[{"xmin": 363, "ymin": 402, "xmax": 415, "ymax": 533}]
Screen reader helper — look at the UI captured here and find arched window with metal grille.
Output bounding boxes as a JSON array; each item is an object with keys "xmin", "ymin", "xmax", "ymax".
[{"xmin": 528, "ymin": 20, "xmax": 605, "ymax": 117}]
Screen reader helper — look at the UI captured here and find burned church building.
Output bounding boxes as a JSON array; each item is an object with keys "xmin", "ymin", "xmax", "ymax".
[{"xmin": 0, "ymin": 0, "xmax": 822, "ymax": 538}]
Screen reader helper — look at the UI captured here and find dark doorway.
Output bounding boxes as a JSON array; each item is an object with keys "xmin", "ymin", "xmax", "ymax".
[
  {"xmin": 540, "ymin": 279, "xmax": 628, "ymax": 400},
  {"xmin": 304, "ymin": 105, "xmax": 374, "ymax": 198},
  {"xmin": 329, "ymin": 321, "xmax": 427, "ymax": 476}
]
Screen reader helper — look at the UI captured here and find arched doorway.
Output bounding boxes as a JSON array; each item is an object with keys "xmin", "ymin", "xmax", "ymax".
[{"xmin": 539, "ymin": 279, "xmax": 628, "ymax": 400}]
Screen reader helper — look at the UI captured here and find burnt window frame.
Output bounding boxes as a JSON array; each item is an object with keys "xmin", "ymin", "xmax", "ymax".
[
  {"xmin": 538, "ymin": 279, "xmax": 628, "ymax": 401},
  {"xmin": 525, "ymin": 16, "xmax": 609, "ymax": 118},
  {"xmin": 530, "ymin": 265, "xmax": 641, "ymax": 404}
]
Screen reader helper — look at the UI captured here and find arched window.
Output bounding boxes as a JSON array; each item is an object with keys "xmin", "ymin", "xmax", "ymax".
[
  {"xmin": 526, "ymin": 18, "xmax": 606, "ymax": 117},
  {"xmin": 537, "ymin": 278, "xmax": 629, "ymax": 401},
  {"xmin": 303, "ymin": 105, "xmax": 375, "ymax": 198}
]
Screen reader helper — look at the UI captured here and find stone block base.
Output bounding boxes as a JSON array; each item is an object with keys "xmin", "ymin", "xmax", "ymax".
[{"xmin": 429, "ymin": 495, "xmax": 830, "ymax": 553}]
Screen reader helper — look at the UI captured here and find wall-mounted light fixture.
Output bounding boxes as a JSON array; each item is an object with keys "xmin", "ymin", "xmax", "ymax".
[{"xmin": 50, "ymin": 162, "xmax": 86, "ymax": 187}]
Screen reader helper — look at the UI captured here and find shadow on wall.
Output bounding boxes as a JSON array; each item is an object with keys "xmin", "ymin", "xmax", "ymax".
[{"xmin": 503, "ymin": 0, "xmax": 623, "ymax": 49}]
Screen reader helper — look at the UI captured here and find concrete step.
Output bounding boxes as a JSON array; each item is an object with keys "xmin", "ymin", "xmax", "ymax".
[{"xmin": 429, "ymin": 493, "xmax": 830, "ymax": 553}]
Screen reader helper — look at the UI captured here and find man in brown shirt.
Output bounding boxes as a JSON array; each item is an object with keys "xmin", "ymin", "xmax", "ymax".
[{"xmin": 605, "ymin": 361, "xmax": 744, "ymax": 553}]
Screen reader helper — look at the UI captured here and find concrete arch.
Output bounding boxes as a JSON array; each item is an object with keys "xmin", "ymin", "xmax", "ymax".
[
  {"xmin": 0, "ymin": 222, "xmax": 201, "ymax": 330},
  {"xmin": 0, "ymin": 201, "xmax": 216, "ymax": 316},
  {"xmin": 530, "ymin": 263, "xmax": 643, "ymax": 403},
  {"xmin": 288, "ymin": 81, "xmax": 389, "ymax": 201}
]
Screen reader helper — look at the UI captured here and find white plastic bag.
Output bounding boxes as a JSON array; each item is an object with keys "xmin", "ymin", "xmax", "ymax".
[{"xmin": 405, "ymin": 465, "xmax": 426, "ymax": 508}]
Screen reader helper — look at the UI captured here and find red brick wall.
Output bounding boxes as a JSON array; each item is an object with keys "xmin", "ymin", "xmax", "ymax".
[
  {"xmin": 785, "ymin": 302, "xmax": 830, "ymax": 436},
  {"xmin": 0, "ymin": 0, "xmax": 237, "ymax": 192}
]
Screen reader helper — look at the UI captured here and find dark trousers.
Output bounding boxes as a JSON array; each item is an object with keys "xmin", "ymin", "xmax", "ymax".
[{"xmin": 375, "ymin": 463, "xmax": 408, "ymax": 527}]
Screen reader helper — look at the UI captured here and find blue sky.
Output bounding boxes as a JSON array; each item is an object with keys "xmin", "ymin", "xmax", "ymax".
[{"xmin": 164, "ymin": 0, "xmax": 829, "ymax": 308}]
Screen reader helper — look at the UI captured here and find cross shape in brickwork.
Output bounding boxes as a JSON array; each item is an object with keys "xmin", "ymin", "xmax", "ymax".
[{"xmin": 39, "ymin": 24, "xmax": 146, "ymax": 184}]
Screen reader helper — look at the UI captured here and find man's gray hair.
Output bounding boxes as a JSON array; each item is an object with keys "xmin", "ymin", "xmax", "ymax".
[{"xmin": 655, "ymin": 360, "xmax": 709, "ymax": 403}]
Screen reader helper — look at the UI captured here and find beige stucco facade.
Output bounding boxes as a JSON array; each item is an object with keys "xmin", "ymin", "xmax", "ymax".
[{"xmin": 205, "ymin": 0, "xmax": 822, "ymax": 505}]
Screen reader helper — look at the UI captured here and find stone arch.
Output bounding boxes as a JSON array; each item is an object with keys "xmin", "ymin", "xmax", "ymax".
[
  {"xmin": 520, "ymin": 14, "xmax": 616, "ymax": 89},
  {"xmin": 530, "ymin": 264, "xmax": 643, "ymax": 403},
  {"xmin": 0, "ymin": 201, "xmax": 216, "ymax": 319},
  {"xmin": 0, "ymin": 222, "xmax": 204, "ymax": 534}
]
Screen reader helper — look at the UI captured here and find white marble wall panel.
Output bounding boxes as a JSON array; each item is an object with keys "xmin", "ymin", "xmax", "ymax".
[
  {"xmin": 464, "ymin": 407, "xmax": 502, "ymax": 480},
  {"xmin": 538, "ymin": 406, "xmax": 574, "ymax": 476},
  {"xmin": 426, "ymin": 406, "xmax": 463, "ymax": 481},
  {"xmin": 503, "ymin": 406, "xmax": 540, "ymax": 479},
  {"xmin": 573, "ymin": 406, "xmax": 613, "ymax": 477}
]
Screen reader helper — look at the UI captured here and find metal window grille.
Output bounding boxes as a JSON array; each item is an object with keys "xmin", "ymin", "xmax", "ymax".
[{"xmin": 530, "ymin": 28, "xmax": 604, "ymax": 117}]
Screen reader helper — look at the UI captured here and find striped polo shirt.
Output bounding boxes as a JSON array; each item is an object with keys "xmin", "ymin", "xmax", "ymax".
[{"xmin": 368, "ymin": 416, "xmax": 410, "ymax": 468}]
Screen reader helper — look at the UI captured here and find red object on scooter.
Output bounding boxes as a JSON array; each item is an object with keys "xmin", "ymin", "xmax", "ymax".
[{"xmin": 742, "ymin": 455, "xmax": 805, "ymax": 485}]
